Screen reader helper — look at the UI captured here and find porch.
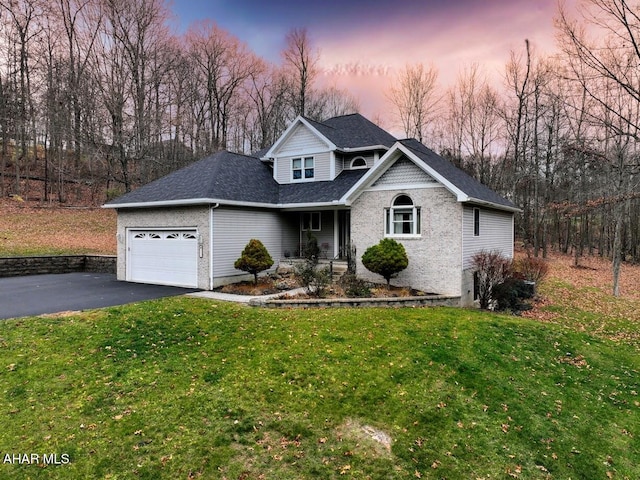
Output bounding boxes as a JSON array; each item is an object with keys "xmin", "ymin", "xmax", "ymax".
[{"xmin": 280, "ymin": 209, "xmax": 351, "ymax": 260}]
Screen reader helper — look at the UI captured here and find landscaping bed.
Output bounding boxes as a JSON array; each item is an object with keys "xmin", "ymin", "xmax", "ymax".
[{"xmin": 216, "ymin": 271, "xmax": 438, "ymax": 300}]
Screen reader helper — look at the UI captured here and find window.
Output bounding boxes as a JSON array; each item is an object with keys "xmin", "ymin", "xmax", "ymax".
[
  {"xmin": 350, "ymin": 157, "xmax": 367, "ymax": 169},
  {"xmin": 302, "ymin": 212, "xmax": 321, "ymax": 231},
  {"xmin": 385, "ymin": 194, "xmax": 421, "ymax": 236},
  {"xmin": 473, "ymin": 208, "xmax": 480, "ymax": 236},
  {"xmin": 292, "ymin": 156, "xmax": 314, "ymax": 180}
]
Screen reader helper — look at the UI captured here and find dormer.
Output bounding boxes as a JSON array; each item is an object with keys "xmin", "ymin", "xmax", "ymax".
[
  {"xmin": 262, "ymin": 114, "xmax": 397, "ymax": 185},
  {"xmin": 264, "ymin": 117, "xmax": 335, "ymax": 184}
]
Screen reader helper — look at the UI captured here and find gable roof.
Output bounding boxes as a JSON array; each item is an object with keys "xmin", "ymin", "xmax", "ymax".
[
  {"xmin": 399, "ymin": 139, "xmax": 518, "ymax": 210},
  {"xmin": 263, "ymin": 113, "xmax": 396, "ymax": 159},
  {"xmin": 343, "ymin": 139, "xmax": 519, "ymax": 212}
]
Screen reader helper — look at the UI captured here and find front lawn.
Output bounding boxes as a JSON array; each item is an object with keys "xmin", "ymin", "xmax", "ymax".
[{"xmin": 1, "ymin": 299, "xmax": 638, "ymax": 479}]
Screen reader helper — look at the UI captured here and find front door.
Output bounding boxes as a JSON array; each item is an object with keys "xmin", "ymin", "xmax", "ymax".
[{"xmin": 338, "ymin": 210, "xmax": 351, "ymax": 259}]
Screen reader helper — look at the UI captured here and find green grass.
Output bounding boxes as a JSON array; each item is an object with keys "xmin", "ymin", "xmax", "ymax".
[{"xmin": 0, "ymin": 299, "xmax": 638, "ymax": 479}]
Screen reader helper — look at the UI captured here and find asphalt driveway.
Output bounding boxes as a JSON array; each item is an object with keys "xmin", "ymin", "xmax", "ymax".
[{"xmin": 0, "ymin": 273, "xmax": 199, "ymax": 320}]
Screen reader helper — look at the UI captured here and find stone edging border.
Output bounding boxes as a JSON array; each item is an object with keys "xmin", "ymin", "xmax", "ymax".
[{"xmin": 250, "ymin": 294, "xmax": 461, "ymax": 308}]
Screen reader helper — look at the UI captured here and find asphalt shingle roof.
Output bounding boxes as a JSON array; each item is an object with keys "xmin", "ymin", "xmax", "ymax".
[
  {"xmin": 305, "ymin": 113, "xmax": 397, "ymax": 149},
  {"xmin": 107, "ymin": 151, "xmax": 279, "ymax": 206},
  {"xmin": 278, "ymin": 170, "xmax": 367, "ymax": 204},
  {"xmin": 107, "ymin": 151, "xmax": 364, "ymax": 207},
  {"xmin": 399, "ymin": 138, "xmax": 517, "ymax": 210},
  {"xmin": 107, "ymin": 117, "xmax": 516, "ymax": 212}
]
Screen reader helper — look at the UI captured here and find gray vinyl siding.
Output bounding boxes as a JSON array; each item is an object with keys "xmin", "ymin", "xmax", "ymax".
[
  {"xmin": 286, "ymin": 210, "xmax": 335, "ymax": 258},
  {"xmin": 373, "ymin": 157, "xmax": 436, "ymax": 186},
  {"xmin": 275, "ymin": 123, "xmax": 328, "ymax": 155},
  {"xmin": 280, "ymin": 212, "xmax": 300, "ymax": 257},
  {"xmin": 462, "ymin": 206, "xmax": 514, "ymax": 269},
  {"xmin": 306, "ymin": 211, "xmax": 335, "ymax": 259},
  {"xmin": 275, "ymin": 151, "xmax": 332, "ymax": 183},
  {"xmin": 212, "ymin": 207, "xmax": 282, "ymax": 280}
]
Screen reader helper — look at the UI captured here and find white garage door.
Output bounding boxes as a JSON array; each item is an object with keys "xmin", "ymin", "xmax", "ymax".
[{"xmin": 127, "ymin": 230, "xmax": 198, "ymax": 288}]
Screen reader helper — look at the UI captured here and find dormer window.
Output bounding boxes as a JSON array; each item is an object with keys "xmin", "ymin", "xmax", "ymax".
[
  {"xmin": 292, "ymin": 156, "xmax": 314, "ymax": 181},
  {"xmin": 384, "ymin": 194, "xmax": 421, "ymax": 237},
  {"xmin": 350, "ymin": 157, "xmax": 367, "ymax": 169}
]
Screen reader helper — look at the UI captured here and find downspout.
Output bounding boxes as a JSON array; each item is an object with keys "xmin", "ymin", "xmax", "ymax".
[{"xmin": 209, "ymin": 203, "xmax": 220, "ymax": 290}]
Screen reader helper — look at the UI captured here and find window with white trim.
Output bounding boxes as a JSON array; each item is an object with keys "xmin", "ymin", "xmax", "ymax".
[
  {"xmin": 292, "ymin": 156, "xmax": 314, "ymax": 180},
  {"xmin": 301, "ymin": 212, "xmax": 321, "ymax": 231},
  {"xmin": 385, "ymin": 194, "xmax": 421, "ymax": 236},
  {"xmin": 350, "ymin": 157, "xmax": 367, "ymax": 169}
]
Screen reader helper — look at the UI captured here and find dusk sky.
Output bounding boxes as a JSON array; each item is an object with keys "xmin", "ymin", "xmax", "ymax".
[{"xmin": 169, "ymin": 0, "xmax": 568, "ymax": 120}]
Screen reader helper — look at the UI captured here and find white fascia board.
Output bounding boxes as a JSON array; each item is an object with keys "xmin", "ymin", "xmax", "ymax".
[
  {"xmin": 337, "ymin": 145, "xmax": 390, "ymax": 153},
  {"xmin": 104, "ymin": 198, "xmax": 278, "ymax": 210},
  {"xmin": 262, "ymin": 116, "xmax": 336, "ymax": 158}
]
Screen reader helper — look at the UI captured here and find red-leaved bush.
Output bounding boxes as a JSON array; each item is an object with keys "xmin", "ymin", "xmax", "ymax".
[{"xmin": 515, "ymin": 256, "xmax": 549, "ymax": 283}]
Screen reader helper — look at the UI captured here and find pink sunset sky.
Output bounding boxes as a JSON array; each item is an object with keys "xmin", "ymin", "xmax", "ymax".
[{"xmin": 170, "ymin": 0, "xmax": 573, "ymax": 121}]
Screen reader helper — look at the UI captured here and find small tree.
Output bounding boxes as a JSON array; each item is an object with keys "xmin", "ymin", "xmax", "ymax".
[
  {"xmin": 361, "ymin": 238, "xmax": 408, "ymax": 289},
  {"xmin": 234, "ymin": 239, "xmax": 274, "ymax": 285}
]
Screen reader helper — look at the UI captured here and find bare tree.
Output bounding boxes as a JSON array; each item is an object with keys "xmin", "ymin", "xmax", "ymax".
[
  {"xmin": 557, "ymin": 0, "xmax": 640, "ymax": 295},
  {"xmin": 443, "ymin": 64, "xmax": 502, "ymax": 183},
  {"xmin": 387, "ymin": 63, "xmax": 440, "ymax": 143},
  {"xmin": 186, "ymin": 21, "xmax": 260, "ymax": 153},
  {"xmin": 246, "ymin": 63, "xmax": 290, "ymax": 150},
  {"xmin": 282, "ymin": 28, "xmax": 318, "ymax": 118},
  {"xmin": 306, "ymin": 85, "xmax": 360, "ymax": 121},
  {"xmin": 0, "ymin": 0, "xmax": 45, "ymax": 195}
]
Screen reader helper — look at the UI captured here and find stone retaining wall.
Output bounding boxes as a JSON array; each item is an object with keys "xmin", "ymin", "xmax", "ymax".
[
  {"xmin": 0, "ymin": 255, "xmax": 117, "ymax": 277},
  {"xmin": 251, "ymin": 294, "xmax": 461, "ymax": 308}
]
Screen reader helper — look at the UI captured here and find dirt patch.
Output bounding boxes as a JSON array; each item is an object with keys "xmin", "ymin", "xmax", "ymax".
[{"xmin": 335, "ymin": 418, "xmax": 393, "ymax": 458}]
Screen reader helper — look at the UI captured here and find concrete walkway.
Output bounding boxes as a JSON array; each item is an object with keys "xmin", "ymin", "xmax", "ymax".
[{"xmin": 186, "ymin": 287, "xmax": 307, "ymax": 304}]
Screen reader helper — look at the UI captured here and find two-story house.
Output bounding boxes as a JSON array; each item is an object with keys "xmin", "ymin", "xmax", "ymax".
[{"xmin": 105, "ymin": 113, "xmax": 518, "ymax": 306}]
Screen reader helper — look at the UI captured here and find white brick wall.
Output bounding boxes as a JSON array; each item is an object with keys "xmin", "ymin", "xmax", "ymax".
[{"xmin": 351, "ymin": 187, "xmax": 463, "ymax": 296}]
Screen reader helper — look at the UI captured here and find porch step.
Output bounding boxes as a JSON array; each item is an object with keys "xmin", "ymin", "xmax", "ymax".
[{"xmin": 318, "ymin": 260, "xmax": 349, "ymax": 280}]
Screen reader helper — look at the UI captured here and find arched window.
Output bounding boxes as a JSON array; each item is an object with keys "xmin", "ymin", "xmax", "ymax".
[
  {"xmin": 385, "ymin": 194, "xmax": 421, "ymax": 236},
  {"xmin": 350, "ymin": 157, "xmax": 367, "ymax": 169}
]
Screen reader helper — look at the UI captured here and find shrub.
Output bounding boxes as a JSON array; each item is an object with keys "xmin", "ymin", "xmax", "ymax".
[
  {"xmin": 361, "ymin": 238, "xmax": 408, "ymax": 289},
  {"xmin": 492, "ymin": 278, "xmax": 534, "ymax": 313},
  {"xmin": 234, "ymin": 239, "xmax": 274, "ymax": 285},
  {"xmin": 515, "ymin": 255, "xmax": 549, "ymax": 283},
  {"xmin": 295, "ymin": 260, "xmax": 332, "ymax": 297},
  {"xmin": 471, "ymin": 250, "xmax": 512, "ymax": 309},
  {"xmin": 302, "ymin": 230, "xmax": 320, "ymax": 263},
  {"xmin": 339, "ymin": 273, "xmax": 371, "ymax": 298}
]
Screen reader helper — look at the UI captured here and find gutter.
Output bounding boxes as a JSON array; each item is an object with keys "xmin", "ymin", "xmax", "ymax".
[
  {"xmin": 104, "ymin": 198, "xmax": 348, "ymax": 211},
  {"xmin": 464, "ymin": 197, "xmax": 522, "ymax": 213}
]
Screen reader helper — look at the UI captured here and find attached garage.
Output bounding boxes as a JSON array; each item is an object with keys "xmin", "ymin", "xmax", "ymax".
[{"xmin": 127, "ymin": 229, "xmax": 199, "ymax": 288}]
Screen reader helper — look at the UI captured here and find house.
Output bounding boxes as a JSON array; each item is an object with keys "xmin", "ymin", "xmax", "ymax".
[{"xmin": 104, "ymin": 113, "xmax": 518, "ymax": 306}]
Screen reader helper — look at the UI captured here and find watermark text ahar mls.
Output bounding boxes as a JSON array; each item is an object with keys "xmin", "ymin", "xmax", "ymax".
[{"xmin": 3, "ymin": 453, "xmax": 70, "ymax": 465}]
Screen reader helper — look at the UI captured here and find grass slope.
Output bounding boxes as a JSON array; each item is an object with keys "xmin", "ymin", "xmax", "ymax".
[
  {"xmin": 0, "ymin": 200, "xmax": 116, "ymax": 256},
  {"xmin": 1, "ymin": 299, "xmax": 638, "ymax": 479}
]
